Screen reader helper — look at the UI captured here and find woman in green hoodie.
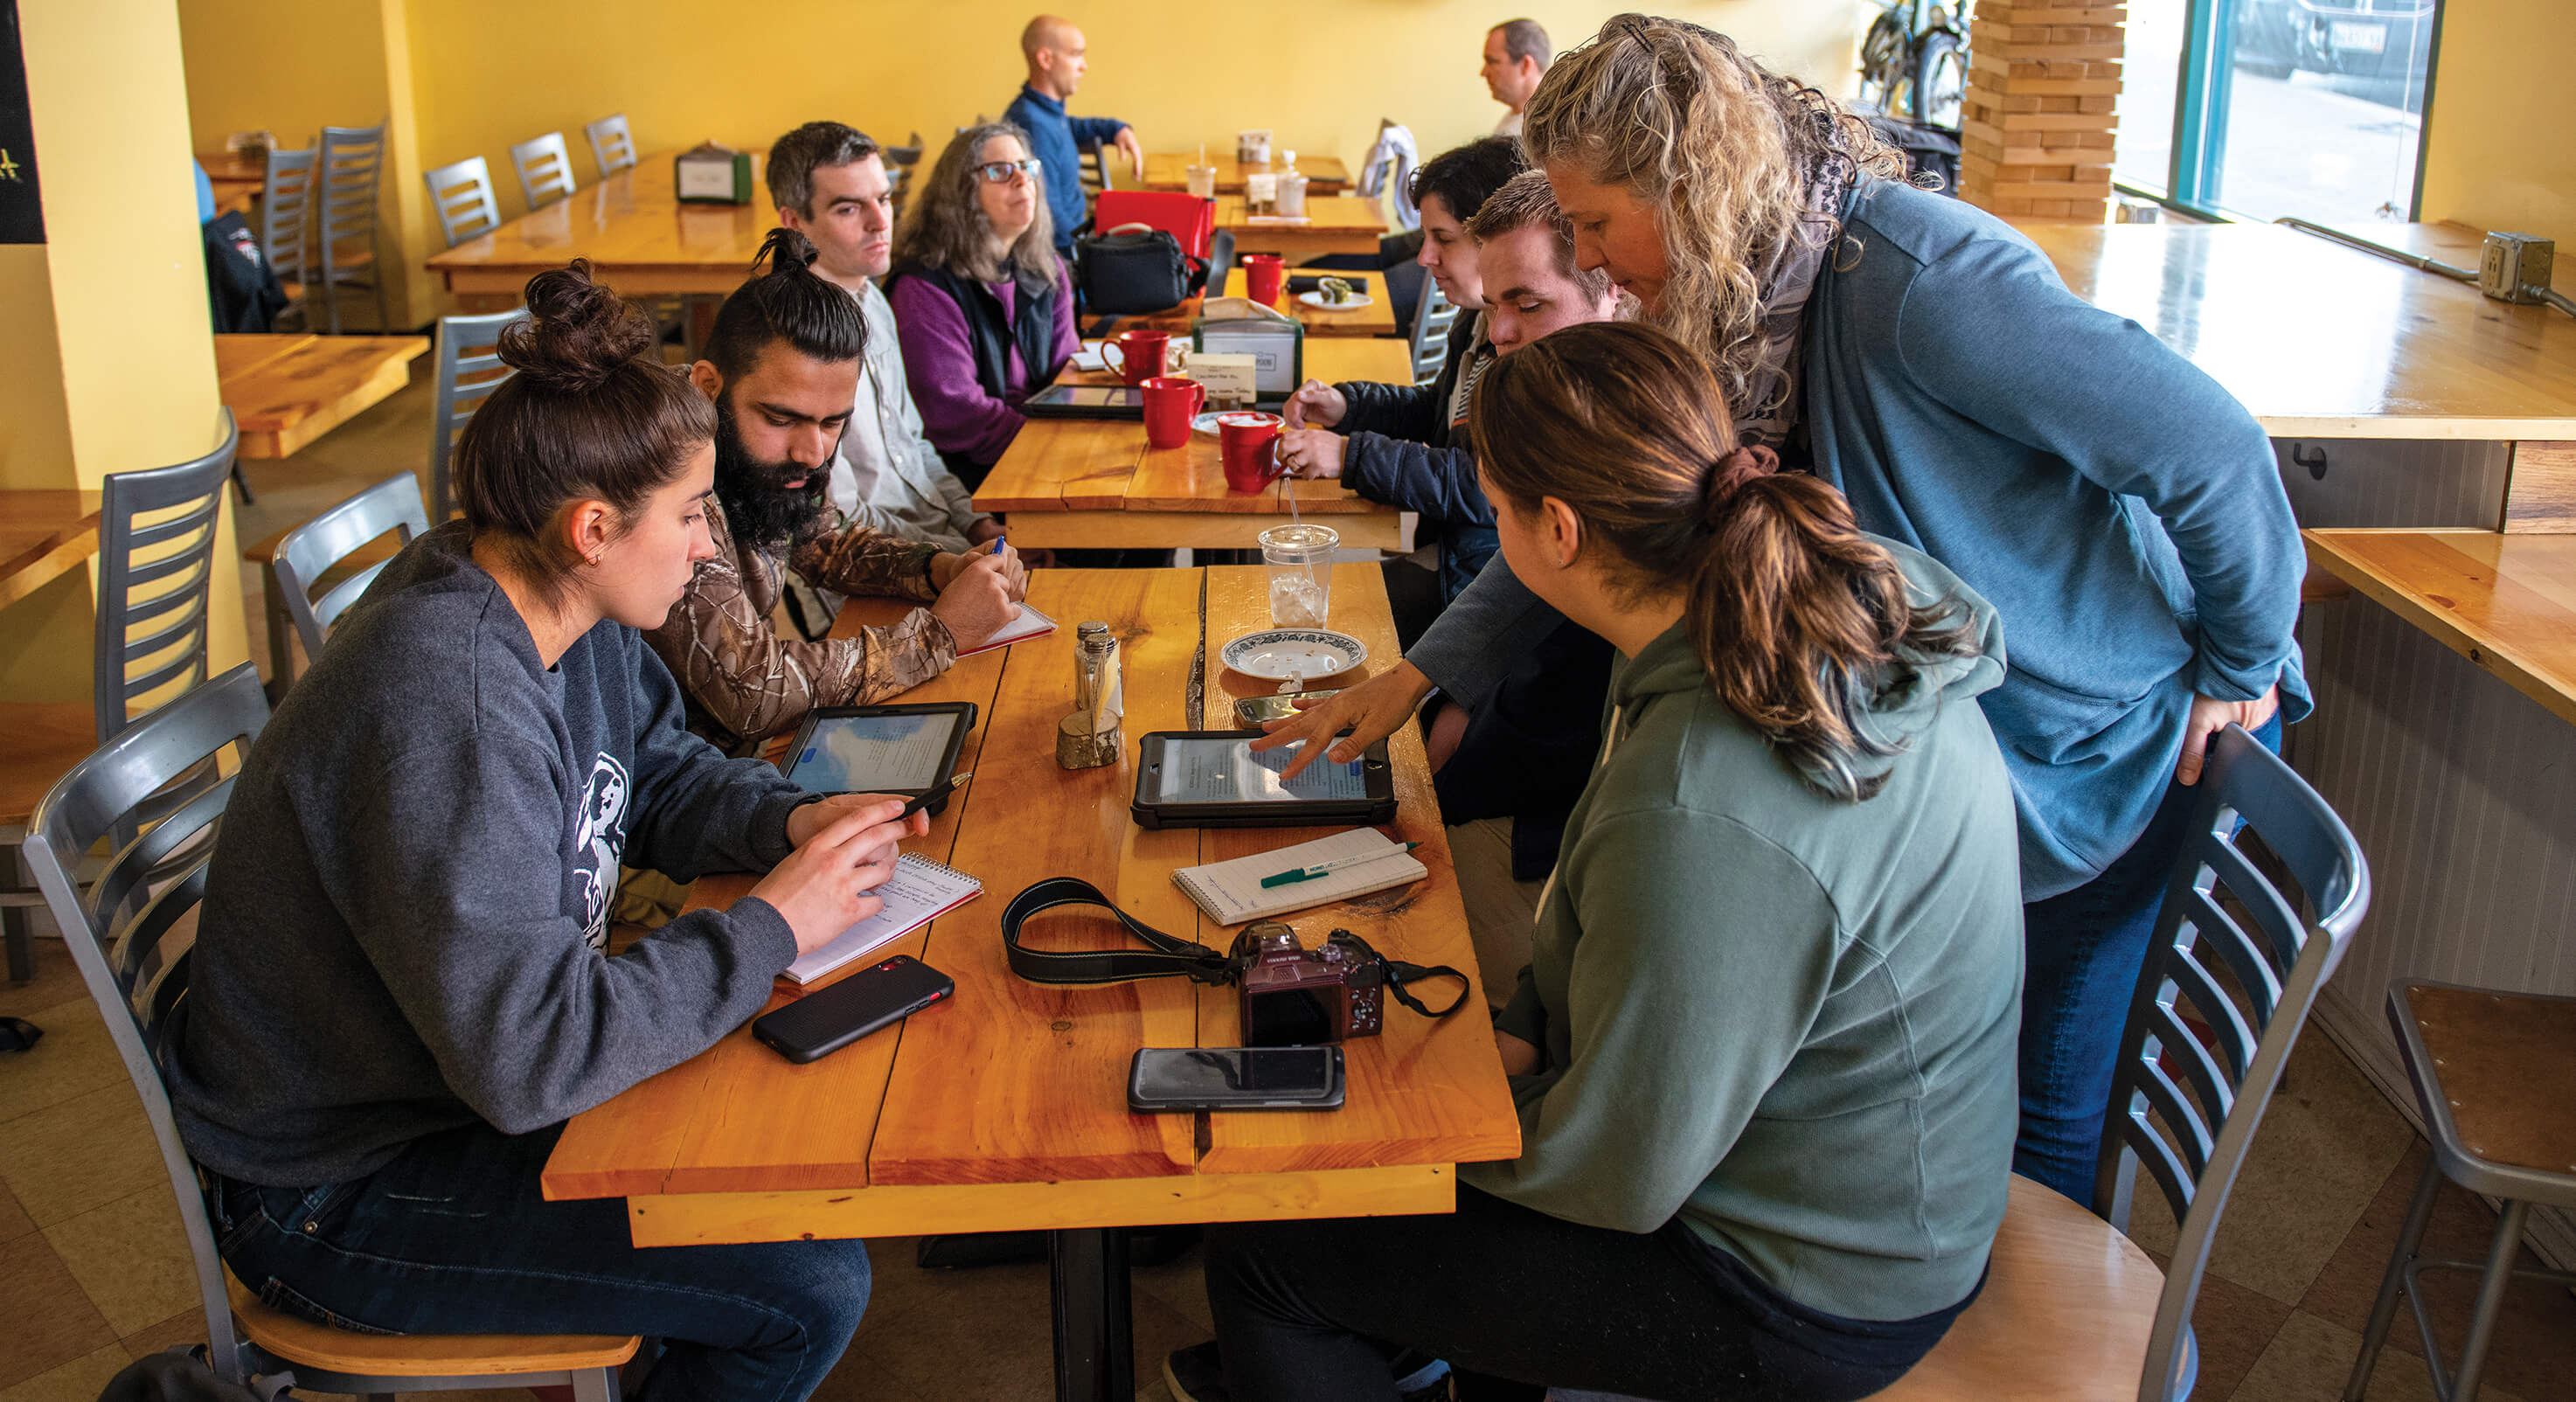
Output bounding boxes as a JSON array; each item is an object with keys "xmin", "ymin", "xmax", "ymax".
[{"xmin": 1196, "ymin": 323, "xmax": 2024, "ymax": 1402}]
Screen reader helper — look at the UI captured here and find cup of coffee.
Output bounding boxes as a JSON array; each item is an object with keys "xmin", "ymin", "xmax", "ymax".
[
  {"xmin": 1101, "ymin": 330, "xmax": 1172, "ymax": 387},
  {"xmin": 1142, "ymin": 376, "xmax": 1205, "ymax": 451},
  {"xmin": 1241, "ymin": 253, "xmax": 1286, "ymax": 306},
  {"xmin": 1217, "ymin": 412, "xmax": 1286, "ymax": 493}
]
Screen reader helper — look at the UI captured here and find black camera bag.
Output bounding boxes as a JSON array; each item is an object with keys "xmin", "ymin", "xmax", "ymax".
[{"xmin": 1076, "ymin": 222, "xmax": 1191, "ymax": 315}]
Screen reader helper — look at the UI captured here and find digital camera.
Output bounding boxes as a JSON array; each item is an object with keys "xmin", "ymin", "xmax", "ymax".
[{"xmin": 1229, "ymin": 922, "xmax": 1385, "ymax": 1046}]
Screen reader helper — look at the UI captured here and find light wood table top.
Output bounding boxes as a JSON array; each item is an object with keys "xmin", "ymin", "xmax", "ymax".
[
  {"xmin": 0, "ymin": 489, "xmax": 102, "ymax": 611},
  {"xmin": 425, "ymin": 152, "xmax": 774, "ymax": 299},
  {"xmin": 1215, "ymin": 194, "xmax": 1387, "ymax": 260},
  {"xmin": 2303, "ymin": 528, "xmax": 2576, "ymax": 726},
  {"xmin": 1142, "ymin": 153, "xmax": 1350, "ymax": 192},
  {"xmin": 1117, "ymin": 270, "xmax": 1397, "ymax": 339},
  {"xmin": 970, "ymin": 339, "xmax": 1414, "ymax": 551},
  {"xmin": 199, "ymin": 150, "xmax": 262, "ymax": 219},
  {"xmin": 543, "ymin": 564, "xmax": 1518, "ymax": 1238},
  {"xmin": 216, "ymin": 333, "xmax": 430, "ymax": 460},
  {"xmin": 2015, "ymin": 221, "xmax": 2576, "ymax": 441}
]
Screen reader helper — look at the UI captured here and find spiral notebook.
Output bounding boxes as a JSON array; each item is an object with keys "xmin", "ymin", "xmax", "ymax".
[
  {"xmin": 1170, "ymin": 828, "xmax": 1427, "ymax": 926},
  {"xmin": 782, "ymin": 852, "xmax": 982, "ymax": 985},
  {"xmin": 954, "ymin": 601, "xmax": 1058, "ymax": 659}
]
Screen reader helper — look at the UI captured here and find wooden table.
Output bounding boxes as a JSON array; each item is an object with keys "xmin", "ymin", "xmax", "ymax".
[
  {"xmin": 971, "ymin": 338, "xmax": 1414, "ymax": 550},
  {"xmin": 2017, "ymin": 221, "xmax": 2576, "ymax": 442},
  {"xmin": 215, "ymin": 333, "xmax": 430, "ymax": 459},
  {"xmin": 1116, "ymin": 269, "xmax": 1397, "ymax": 340},
  {"xmin": 2302, "ymin": 529, "xmax": 2576, "ymax": 726},
  {"xmin": 1215, "ymin": 194, "xmax": 1387, "ymax": 260},
  {"xmin": 0, "ymin": 489, "xmax": 102, "ymax": 610},
  {"xmin": 199, "ymin": 150, "xmax": 263, "ymax": 219},
  {"xmin": 543, "ymin": 565, "xmax": 1518, "ymax": 1401},
  {"xmin": 1142, "ymin": 153, "xmax": 1350, "ymax": 193},
  {"xmin": 425, "ymin": 152, "xmax": 774, "ymax": 302}
]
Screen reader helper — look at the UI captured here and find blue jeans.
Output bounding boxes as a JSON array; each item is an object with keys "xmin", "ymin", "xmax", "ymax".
[
  {"xmin": 2014, "ymin": 712, "xmax": 2282, "ymax": 1201},
  {"xmin": 205, "ymin": 1121, "xmax": 868, "ymax": 1401}
]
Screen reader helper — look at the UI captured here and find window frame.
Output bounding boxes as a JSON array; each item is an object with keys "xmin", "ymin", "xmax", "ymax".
[{"xmin": 2114, "ymin": 0, "xmax": 2451, "ymax": 225}]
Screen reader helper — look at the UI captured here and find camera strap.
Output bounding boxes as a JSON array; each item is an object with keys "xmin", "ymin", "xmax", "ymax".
[
  {"xmin": 1000, "ymin": 877, "xmax": 1241, "ymax": 987},
  {"xmin": 997, "ymin": 877, "xmax": 1473, "ymax": 1022}
]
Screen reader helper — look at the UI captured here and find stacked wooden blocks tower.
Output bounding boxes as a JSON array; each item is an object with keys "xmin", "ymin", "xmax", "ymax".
[{"xmin": 1958, "ymin": 1, "xmax": 2123, "ymax": 222}]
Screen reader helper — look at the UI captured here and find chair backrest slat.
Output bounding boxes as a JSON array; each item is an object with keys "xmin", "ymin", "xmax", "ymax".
[
  {"xmin": 429, "ymin": 309, "xmax": 529, "ymax": 521},
  {"xmin": 94, "ymin": 415, "xmax": 239, "ymax": 742},
  {"xmin": 258, "ymin": 145, "xmax": 316, "ymax": 287},
  {"xmin": 2091, "ymin": 725, "xmax": 2370, "ymax": 1402},
  {"xmin": 23, "ymin": 664, "xmax": 269, "ymax": 1384},
  {"xmin": 585, "ymin": 113, "xmax": 637, "ymax": 178},
  {"xmin": 1410, "ymin": 276, "xmax": 1457, "ymax": 387},
  {"xmin": 273, "ymin": 472, "xmax": 430, "ymax": 663},
  {"xmin": 424, "ymin": 155, "xmax": 503, "ymax": 248},
  {"xmin": 316, "ymin": 121, "xmax": 386, "ymax": 250},
  {"xmin": 510, "ymin": 131, "xmax": 577, "ymax": 211},
  {"xmin": 89, "ymin": 778, "xmax": 232, "ymax": 938}
]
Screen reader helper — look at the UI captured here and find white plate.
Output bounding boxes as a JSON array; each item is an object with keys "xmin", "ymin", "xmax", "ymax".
[
  {"xmin": 1070, "ymin": 339, "xmax": 1109, "ymax": 372},
  {"xmin": 1191, "ymin": 412, "xmax": 1226, "ymax": 436},
  {"xmin": 1221, "ymin": 628, "xmax": 1368, "ymax": 682},
  {"xmin": 1297, "ymin": 290, "xmax": 1374, "ymax": 312}
]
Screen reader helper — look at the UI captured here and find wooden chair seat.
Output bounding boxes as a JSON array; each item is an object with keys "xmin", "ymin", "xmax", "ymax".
[
  {"xmin": 2401, "ymin": 982, "xmax": 2576, "ymax": 1179},
  {"xmin": 1870, "ymin": 1176, "xmax": 2164, "ymax": 1401},
  {"xmin": 226, "ymin": 1274, "xmax": 640, "ymax": 1378},
  {"xmin": 0, "ymin": 702, "xmax": 97, "ymax": 828}
]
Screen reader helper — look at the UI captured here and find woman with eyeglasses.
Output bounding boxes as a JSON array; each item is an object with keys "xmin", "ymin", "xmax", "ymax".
[{"xmin": 885, "ymin": 121, "xmax": 1079, "ymax": 491}]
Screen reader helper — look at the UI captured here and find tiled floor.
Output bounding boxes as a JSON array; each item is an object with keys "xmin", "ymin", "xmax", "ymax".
[{"xmin": 7, "ymin": 382, "xmax": 2576, "ymax": 1399}]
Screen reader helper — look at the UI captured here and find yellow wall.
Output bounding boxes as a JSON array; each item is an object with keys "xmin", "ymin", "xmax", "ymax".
[
  {"xmin": 0, "ymin": 0, "xmax": 247, "ymax": 702},
  {"xmin": 177, "ymin": 1, "xmax": 1868, "ymax": 324},
  {"xmin": 2416, "ymin": 0, "xmax": 2576, "ymax": 238}
]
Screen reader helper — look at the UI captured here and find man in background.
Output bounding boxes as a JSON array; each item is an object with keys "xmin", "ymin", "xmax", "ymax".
[
  {"xmin": 1004, "ymin": 14, "xmax": 1142, "ymax": 260},
  {"xmin": 769, "ymin": 121, "xmax": 1003, "ymax": 557},
  {"xmin": 1480, "ymin": 18, "xmax": 1551, "ymax": 136}
]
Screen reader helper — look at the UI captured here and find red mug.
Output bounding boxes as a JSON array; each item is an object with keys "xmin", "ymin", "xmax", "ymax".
[
  {"xmin": 1242, "ymin": 253, "xmax": 1285, "ymax": 306},
  {"xmin": 1101, "ymin": 330, "xmax": 1170, "ymax": 387},
  {"xmin": 1142, "ymin": 375, "xmax": 1204, "ymax": 450},
  {"xmin": 1218, "ymin": 412, "xmax": 1286, "ymax": 493}
]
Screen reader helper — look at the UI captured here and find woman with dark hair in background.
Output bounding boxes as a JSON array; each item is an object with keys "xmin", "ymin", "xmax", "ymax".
[
  {"xmin": 885, "ymin": 121, "xmax": 1080, "ymax": 490},
  {"xmin": 1199, "ymin": 323, "xmax": 2021, "ymax": 1402},
  {"xmin": 164, "ymin": 263, "xmax": 921, "ymax": 1401},
  {"xmin": 1259, "ymin": 13, "xmax": 2308, "ymax": 1197}
]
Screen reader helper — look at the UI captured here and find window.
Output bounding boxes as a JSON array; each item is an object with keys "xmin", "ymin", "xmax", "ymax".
[{"xmin": 2117, "ymin": 0, "xmax": 2441, "ymax": 224}]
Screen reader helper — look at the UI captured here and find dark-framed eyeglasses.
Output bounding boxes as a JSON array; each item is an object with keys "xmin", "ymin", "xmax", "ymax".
[{"xmin": 973, "ymin": 158, "xmax": 1043, "ymax": 186}]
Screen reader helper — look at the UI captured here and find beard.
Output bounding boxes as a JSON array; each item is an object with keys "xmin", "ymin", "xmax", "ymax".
[{"xmin": 712, "ymin": 394, "xmax": 833, "ymax": 558}]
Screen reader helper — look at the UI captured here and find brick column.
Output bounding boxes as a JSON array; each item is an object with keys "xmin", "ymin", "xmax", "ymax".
[{"xmin": 1958, "ymin": 2, "xmax": 2124, "ymax": 224}]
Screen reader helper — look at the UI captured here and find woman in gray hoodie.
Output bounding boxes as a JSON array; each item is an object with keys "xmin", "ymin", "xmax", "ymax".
[{"xmin": 1198, "ymin": 323, "xmax": 2024, "ymax": 1402}]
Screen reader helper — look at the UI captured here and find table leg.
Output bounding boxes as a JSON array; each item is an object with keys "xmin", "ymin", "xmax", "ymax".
[{"xmin": 1048, "ymin": 1226, "xmax": 1134, "ymax": 1402}]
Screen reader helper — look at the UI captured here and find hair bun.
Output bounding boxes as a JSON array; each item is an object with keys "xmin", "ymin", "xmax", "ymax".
[
  {"xmin": 500, "ymin": 260, "xmax": 658, "ymax": 392},
  {"xmin": 758, "ymin": 226, "xmax": 823, "ymax": 276}
]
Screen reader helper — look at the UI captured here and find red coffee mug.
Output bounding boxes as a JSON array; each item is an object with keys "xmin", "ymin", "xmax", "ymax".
[
  {"xmin": 1142, "ymin": 375, "xmax": 1204, "ymax": 450},
  {"xmin": 1101, "ymin": 330, "xmax": 1170, "ymax": 387},
  {"xmin": 1242, "ymin": 253, "xmax": 1285, "ymax": 306},
  {"xmin": 1218, "ymin": 412, "xmax": 1286, "ymax": 493}
]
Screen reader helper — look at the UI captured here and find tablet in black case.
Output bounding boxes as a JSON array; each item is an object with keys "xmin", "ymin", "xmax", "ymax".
[
  {"xmin": 1129, "ymin": 731, "xmax": 1397, "ymax": 829},
  {"xmin": 781, "ymin": 703, "xmax": 977, "ymax": 816}
]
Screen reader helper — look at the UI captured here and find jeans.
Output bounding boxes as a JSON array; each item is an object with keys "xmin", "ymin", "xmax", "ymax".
[
  {"xmin": 205, "ymin": 1121, "xmax": 868, "ymax": 1402},
  {"xmin": 2015, "ymin": 711, "xmax": 2284, "ymax": 1200},
  {"xmin": 1204, "ymin": 1186, "xmax": 1968, "ymax": 1402}
]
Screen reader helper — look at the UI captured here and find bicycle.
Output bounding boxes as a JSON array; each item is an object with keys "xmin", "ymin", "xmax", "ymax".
[{"xmin": 1857, "ymin": 0, "xmax": 1969, "ymax": 130}]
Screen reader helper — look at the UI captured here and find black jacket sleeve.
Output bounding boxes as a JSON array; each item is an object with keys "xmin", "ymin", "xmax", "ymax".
[{"xmin": 1341, "ymin": 436, "xmax": 1494, "ymax": 526}]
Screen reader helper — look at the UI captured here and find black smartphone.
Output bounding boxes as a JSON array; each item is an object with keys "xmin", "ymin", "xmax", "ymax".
[
  {"xmin": 1127, "ymin": 1045, "xmax": 1346, "ymax": 1112},
  {"xmin": 753, "ymin": 955, "xmax": 955, "ymax": 1065}
]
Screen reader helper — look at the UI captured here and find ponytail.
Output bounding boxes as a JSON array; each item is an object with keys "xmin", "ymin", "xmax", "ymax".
[{"xmin": 1469, "ymin": 323, "xmax": 1976, "ymax": 801}]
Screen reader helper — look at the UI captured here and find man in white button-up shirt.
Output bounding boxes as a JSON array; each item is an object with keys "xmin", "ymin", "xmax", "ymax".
[{"xmin": 770, "ymin": 121, "xmax": 1002, "ymax": 557}]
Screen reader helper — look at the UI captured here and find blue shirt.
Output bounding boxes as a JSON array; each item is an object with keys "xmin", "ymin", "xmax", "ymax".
[
  {"xmin": 1410, "ymin": 180, "xmax": 2310, "ymax": 900},
  {"xmin": 1000, "ymin": 84, "xmax": 1125, "ymax": 254}
]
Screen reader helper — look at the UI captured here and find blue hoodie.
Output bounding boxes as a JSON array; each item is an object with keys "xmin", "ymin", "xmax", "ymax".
[{"xmin": 1002, "ymin": 83, "xmax": 1126, "ymax": 256}]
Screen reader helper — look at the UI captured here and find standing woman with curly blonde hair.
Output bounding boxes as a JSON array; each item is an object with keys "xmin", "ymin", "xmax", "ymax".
[{"xmin": 1256, "ymin": 13, "xmax": 2310, "ymax": 1206}]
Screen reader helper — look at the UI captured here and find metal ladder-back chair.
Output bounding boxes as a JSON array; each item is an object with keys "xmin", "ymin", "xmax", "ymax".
[
  {"xmin": 23, "ymin": 664, "xmax": 639, "ymax": 1400},
  {"xmin": 1080, "ymin": 139, "xmax": 1112, "ymax": 199},
  {"xmin": 256, "ymin": 145, "xmax": 316, "ymax": 331},
  {"xmin": 250, "ymin": 472, "xmax": 430, "ymax": 692},
  {"xmin": 0, "ymin": 416, "xmax": 238, "ymax": 990},
  {"xmin": 429, "ymin": 309, "xmax": 528, "ymax": 522},
  {"xmin": 510, "ymin": 131, "xmax": 579, "ymax": 211},
  {"xmin": 584, "ymin": 113, "xmax": 637, "ymax": 179},
  {"xmin": 1566, "ymin": 726, "xmax": 2373, "ymax": 1402},
  {"xmin": 1409, "ymin": 276, "xmax": 1458, "ymax": 387},
  {"xmin": 314, "ymin": 121, "xmax": 392, "ymax": 334},
  {"xmin": 423, "ymin": 155, "xmax": 503, "ymax": 249}
]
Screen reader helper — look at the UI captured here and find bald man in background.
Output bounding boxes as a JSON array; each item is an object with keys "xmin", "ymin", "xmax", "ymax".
[{"xmin": 1003, "ymin": 14, "xmax": 1142, "ymax": 259}]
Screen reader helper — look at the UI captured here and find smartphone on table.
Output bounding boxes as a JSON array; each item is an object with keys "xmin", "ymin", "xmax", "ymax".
[
  {"xmin": 753, "ymin": 955, "xmax": 955, "ymax": 1065},
  {"xmin": 1127, "ymin": 1045, "xmax": 1346, "ymax": 1112}
]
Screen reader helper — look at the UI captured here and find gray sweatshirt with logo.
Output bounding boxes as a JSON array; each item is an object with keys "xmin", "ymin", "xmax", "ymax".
[{"xmin": 168, "ymin": 523, "xmax": 809, "ymax": 1187}]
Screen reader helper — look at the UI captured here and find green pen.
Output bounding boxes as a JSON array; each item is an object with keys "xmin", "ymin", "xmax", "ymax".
[{"xmin": 1258, "ymin": 842, "xmax": 1422, "ymax": 889}]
